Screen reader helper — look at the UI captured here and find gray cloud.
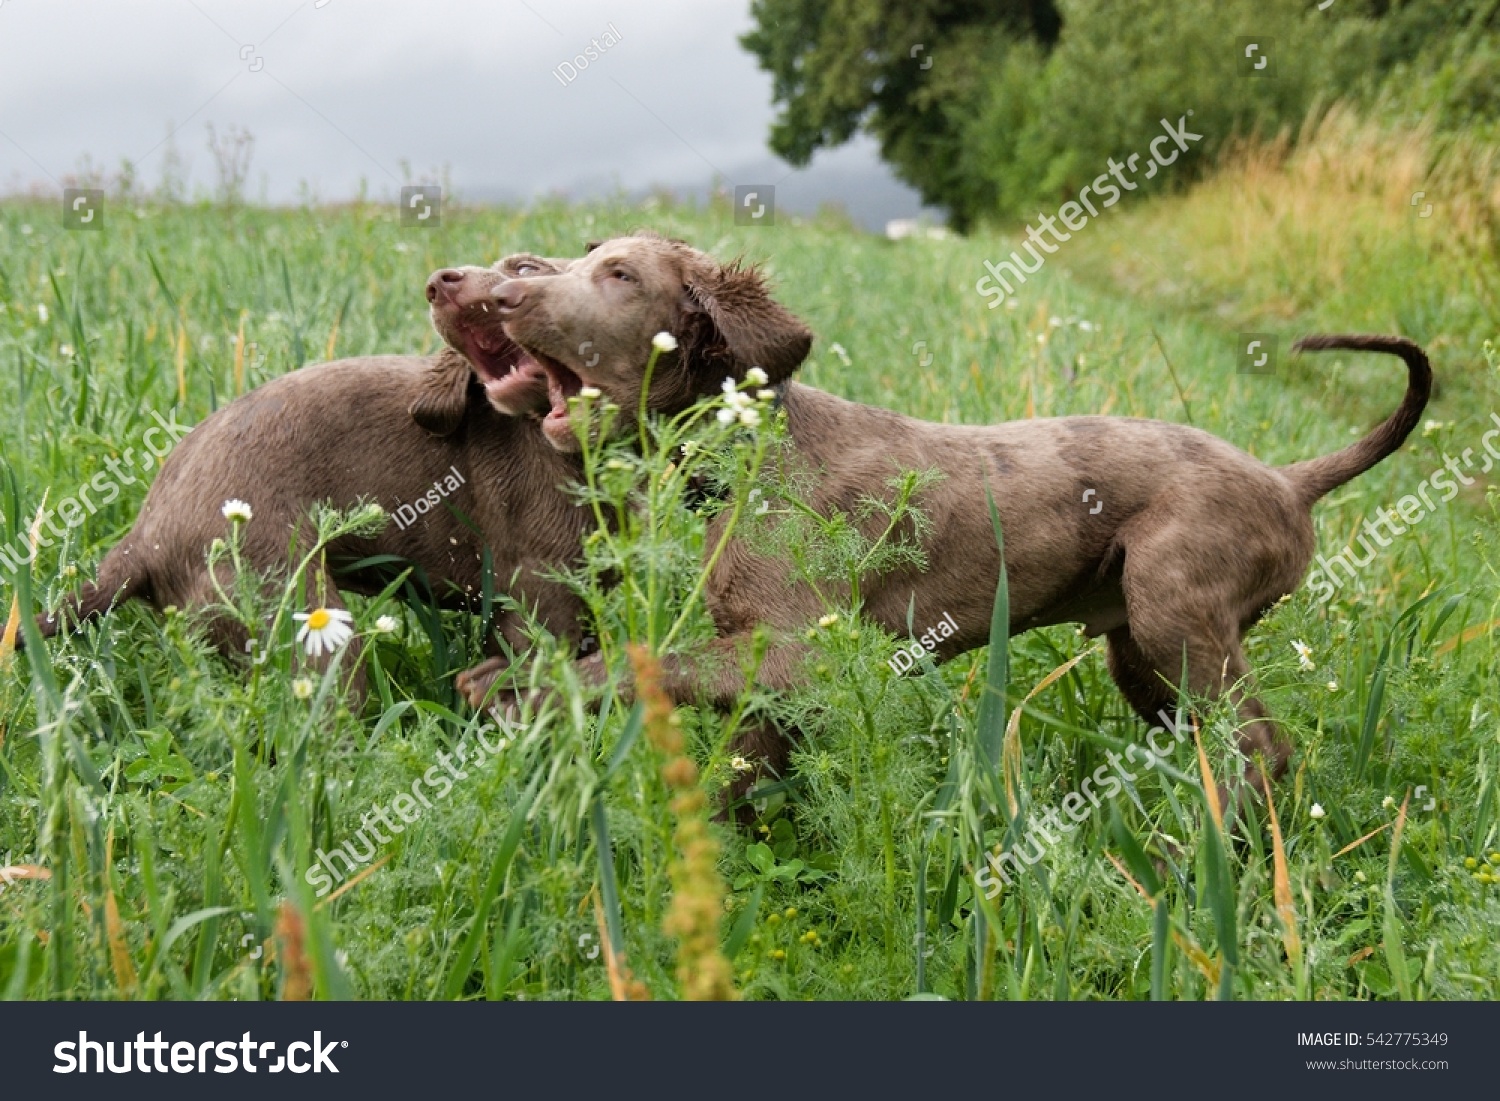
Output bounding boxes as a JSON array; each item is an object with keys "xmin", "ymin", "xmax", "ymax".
[{"xmin": 0, "ymin": 0, "xmax": 932, "ymax": 229}]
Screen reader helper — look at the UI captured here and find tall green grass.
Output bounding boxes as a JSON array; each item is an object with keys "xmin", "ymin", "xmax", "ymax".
[{"xmin": 0, "ymin": 188, "xmax": 1496, "ymax": 1000}]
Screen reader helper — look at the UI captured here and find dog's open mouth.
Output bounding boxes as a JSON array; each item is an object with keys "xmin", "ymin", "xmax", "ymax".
[
  {"xmin": 516, "ymin": 352, "xmax": 587, "ymax": 446},
  {"xmin": 457, "ymin": 325, "xmax": 549, "ymax": 414}
]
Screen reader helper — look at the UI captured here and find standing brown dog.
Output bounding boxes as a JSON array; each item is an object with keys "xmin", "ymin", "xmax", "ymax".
[{"xmin": 469, "ymin": 232, "xmax": 1431, "ymax": 803}]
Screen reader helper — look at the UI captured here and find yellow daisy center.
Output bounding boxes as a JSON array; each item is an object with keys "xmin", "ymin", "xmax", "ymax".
[{"xmin": 306, "ymin": 609, "xmax": 331, "ymax": 630}]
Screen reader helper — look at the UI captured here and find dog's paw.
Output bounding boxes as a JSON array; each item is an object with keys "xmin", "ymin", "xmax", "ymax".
[{"xmin": 455, "ymin": 657, "xmax": 514, "ymax": 714}]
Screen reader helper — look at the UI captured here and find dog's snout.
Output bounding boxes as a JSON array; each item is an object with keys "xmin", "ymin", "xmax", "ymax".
[
  {"xmin": 493, "ymin": 281, "xmax": 527, "ymax": 313},
  {"xmin": 426, "ymin": 268, "xmax": 466, "ymax": 304}
]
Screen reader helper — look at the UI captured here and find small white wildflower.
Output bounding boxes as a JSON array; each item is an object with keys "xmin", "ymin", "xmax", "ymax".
[
  {"xmin": 818, "ymin": 613, "xmax": 839, "ymax": 628},
  {"xmin": 1382, "ymin": 795, "xmax": 1396, "ymax": 810},
  {"xmin": 1004, "ymin": 298, "xmax": 1019, "ymax": 311},
  {"xmin": 373, "ymin": 614, "xmax": 400, "ymax": 635},
  {"xmin": 293, "ymin": 606, "xmax": 355, "ymax": 657},
  {"xmin": 716, "ymin": 407, "xmax": 737, "ymax": 425},
  {"xmin": 292, "ymin": 677, "xmax": 315, "ymax": 701},
  {"xmin": 1078, "ymin": 321, "xmax": 1096, "ymax": 332},
  {"xmin": 37, "ymin": 303, "xmax": 49, "ymax": 323},
  {"xmin": 1291, "ymin": 639, "xmax": 1316, "ymax": 671},
  {"xmin": 729, "ymin": 755, "xmax": 753, "ymax": 774},
  {"xmin": 1309, "ymin": 803, "xmax": 1326, "ymax": 820},
  {"xmin": 20, "ymin": 224, "xmax": 33, "ymax": 236},
  {"xmin": 651, "ymin": 331, "xmax": 678, "ymax": 352},
  {"xmin": 1421, "ymin": 419, "xmax": 1447, "ymax": 437},
  {"xmin": 578, "ymin": 385, "xmax": 602, "ymax": 399},
  {"xmin": 1354, "ymin": 870, "xmax": 1367, "ymax": 883},
  {"xmin": 745, "ymin": 366, "xmax": 769, "ymax": 387},
  {"xmin": 756, "ymin": 389, "xmax": 777, "ymax": 402},
  {"xmin": 1036, "ymin": 333, "xmax": 1048, "ymax": 345},
  {"xmin": 720, "ymin": 381, "xmax": 753, "ymax": 412},
  {"xmin": 738, "ymin": 406, "xmax": 761, "ymax": 428},
  {"xmin": 221, "ymin": 499, "xmax": 253, "ymax": 523},
  {"xmin": 59, "ymin": 343, "xmax": 74, "ymax": 357},
  {"xmin": 1048, "ymin": 317, "xmax": 1063, "ymax": 328},
  {"xmin": 1326, "ymin": 679, "xmax": 1339, "ymax": 692}
]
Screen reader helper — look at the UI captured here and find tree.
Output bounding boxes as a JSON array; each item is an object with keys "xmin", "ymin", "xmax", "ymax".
[{"xmin": 741, "ymin": 0, "xmax": 1062, "ymax": 231}]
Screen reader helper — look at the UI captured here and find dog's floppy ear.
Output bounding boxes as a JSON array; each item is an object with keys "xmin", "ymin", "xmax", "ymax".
[
  {"xmin": 409, "ymin": 347, "xmax": 472, "ymax": 436},
  {"xmin": 681, "ymin": 256, "xmax": 812, "ymax": 386}
]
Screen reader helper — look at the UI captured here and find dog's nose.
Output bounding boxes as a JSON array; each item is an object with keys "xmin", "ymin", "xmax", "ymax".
[
  {"xmin": 493, "ymin": 281, "xmax": 526, "ymax": 313},
  {"xmin": 426, "ymin": 268, "xmax": 466, "ymax": 304}
]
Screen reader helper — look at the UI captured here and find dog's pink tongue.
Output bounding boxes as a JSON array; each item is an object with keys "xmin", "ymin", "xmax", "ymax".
[{"xmin": 546, "ymin": 376, "xmax": 569, "ymax": 420}]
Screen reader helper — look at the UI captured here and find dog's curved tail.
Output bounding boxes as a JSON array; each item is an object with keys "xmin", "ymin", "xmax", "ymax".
[
  {"xmin": 1279, "ymin": 334, "xmax": 1433, "ymax": 507},
  {"xmin": 13, "ymin": 542, "xmax": 149, "ymax": 652}
]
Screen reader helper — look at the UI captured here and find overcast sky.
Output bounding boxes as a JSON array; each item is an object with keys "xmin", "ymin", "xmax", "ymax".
[{"xmin": 0, "ymin": 0, "xmax": 929, "ymax": 229}]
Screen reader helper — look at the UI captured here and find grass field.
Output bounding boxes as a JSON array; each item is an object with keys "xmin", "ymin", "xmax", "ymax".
[{"xmin": 1, "ymin": 143, "xmax": 1498, "ymax": 1000}]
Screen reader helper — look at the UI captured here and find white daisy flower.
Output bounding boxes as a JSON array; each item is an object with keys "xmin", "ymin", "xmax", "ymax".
[
  {"xmin": 651, "ymin": 331, "xmax": 678, "ymax": 352},
  {"xmin": 729, "ymin": 755, "xmax": 754, "ymax": 774},
  {"xmin": 1309, "ymin": 803, "xmax": 1326, "ymax": 820},
  {"xmin": 745, "ymin": 366, "xmax": 769, "ymax": 387},
  {"xmin": 221, "ymin": 499, "xmax": 253, "ymax": 524},
  {"xmin": 717, "ymin": 407, "xmax": 737, "ymax": 425},
  {"xmin": 291, "ymin": 676, "xmax": 315, "ymax": 700},
  {"xmin": 756, "ymin": 389, "xmax": 777, "ymax": 402},
  {"xmin": 818, "ymin": 613, "xmax": 839, "ymax": 628},
  {"xmin": 294, "ymin": 606, "xmax": 355, "ymax": 657},
  {"xmin": 1291, "ymin": 639, "xmax": 1316, "ymax": 671},
  {"xmin": 59, "ymin": 343, "xmax": 75, "ymax": 357},
  {"xmin": 738, "ymin": 407, "xmax": 761, "ymax": 428},
  {"xmin": 578, "ymin": 385, "xmax": 602, "ymax": 399},
  {"xmin": 373, "ymin": 614, "xmax": 400, "ymax": 635}
]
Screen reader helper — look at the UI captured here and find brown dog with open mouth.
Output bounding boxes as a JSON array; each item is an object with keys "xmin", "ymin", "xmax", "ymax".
[
  {"xmin": 26, "ymin": 254, "xmax": 591, "ymax": 691},
  {"xmin": 465, "ymin": 231, "xmax": 1431, "ymax": 808}
]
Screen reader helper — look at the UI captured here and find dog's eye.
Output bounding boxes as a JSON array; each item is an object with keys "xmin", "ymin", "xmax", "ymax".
[
  {"xmin": 609, "ymin": 268, "xmax": 635, "ymax": 284},
  {"xmin": 513, "ymin": 261, "xmax": 542, "ymax": 275}
]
